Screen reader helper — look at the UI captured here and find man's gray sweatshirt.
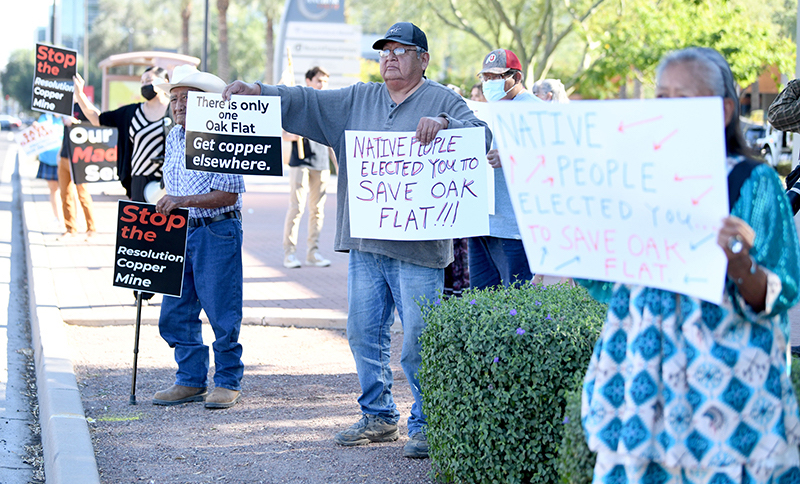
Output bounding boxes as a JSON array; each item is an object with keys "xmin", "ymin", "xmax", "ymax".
[{"xmin": 259, "ymin": 79, "xmax": 492, "ymax": 269}]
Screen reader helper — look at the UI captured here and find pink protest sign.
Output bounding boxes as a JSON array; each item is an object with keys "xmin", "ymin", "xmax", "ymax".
[{"xmin": 490, "ymin": 98, "xmax": 728, "ymax": 303}]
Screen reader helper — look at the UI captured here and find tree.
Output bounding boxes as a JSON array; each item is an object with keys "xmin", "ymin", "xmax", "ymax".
[
  {"xmin": 181, "ymin": 0, "xmax": 192, "ymax": 56},
  {"xmin": 1, "ymin": 50, "xmax": 35, "ymax": 109},
  {"xmin": 349, "ymin": 0, "xmax": 794, "ymax": 98},
  {"xmin": 217, "ymin": 0, "xmax": 230, "ymax": 81},
  {"xmin": 574, "ymin": 0, "xmax": 795, "ymax": 99}
]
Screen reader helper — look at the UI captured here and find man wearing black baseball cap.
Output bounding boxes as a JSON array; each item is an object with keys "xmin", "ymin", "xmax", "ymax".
[
  {"xmin": 371, "ymin": 21, "xmax": 428, "ymax": 52},
  {"xmin": 223, "ymin": 21, "xmax": 491, "ymax": 459}
]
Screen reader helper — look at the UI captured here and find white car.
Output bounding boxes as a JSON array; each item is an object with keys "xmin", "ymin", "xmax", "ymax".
[{"xmin": 755, "ymin": 124, "xmax": 792, "ymax": 167}]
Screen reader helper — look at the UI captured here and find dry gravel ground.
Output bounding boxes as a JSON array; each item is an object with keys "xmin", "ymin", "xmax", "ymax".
[{"xmin": 65, "ymin": 322, "xmax": 435, "ymax": 484}]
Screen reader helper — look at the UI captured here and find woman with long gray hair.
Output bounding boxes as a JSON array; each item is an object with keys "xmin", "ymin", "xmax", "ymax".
[
  {"xmin": 532, "ymin": 78, "xmax": 569, "ymax": 103},
  {"xmin": 578, "ymin": 47, "xmax": 800, "ymax": 484}
]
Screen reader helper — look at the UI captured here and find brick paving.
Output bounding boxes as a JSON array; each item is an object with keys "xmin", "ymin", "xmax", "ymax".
[{"xmin": 22, "ymin": 164, "xmax": 354, "ymax": 330}]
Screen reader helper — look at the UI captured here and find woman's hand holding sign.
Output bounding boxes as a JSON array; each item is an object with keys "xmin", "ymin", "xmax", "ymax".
[{"xmin": 717, "ymin": 215, "xmax": 766, "ymax": 311}]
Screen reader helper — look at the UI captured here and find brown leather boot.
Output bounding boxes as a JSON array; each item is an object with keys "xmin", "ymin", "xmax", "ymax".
[
  {"xmin": 152, "ymin": 385, "xmax": 207, "ymax": 406},
  {"xmin": 204, "ymin": 387, "xmax": 241, "ymax": 409}
]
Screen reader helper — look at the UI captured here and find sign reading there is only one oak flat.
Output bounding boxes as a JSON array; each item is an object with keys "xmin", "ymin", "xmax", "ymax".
[{"xmin": 184, "ymin": 92, "xmax": 283, "ymax": 176}]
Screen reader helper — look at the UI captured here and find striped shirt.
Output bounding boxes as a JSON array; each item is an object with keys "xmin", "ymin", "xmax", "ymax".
[
  {"xmin": 163, "ymin": 125, "xmax": 245, "ymax": 219},
  {"xmin": 129, "ymin": 105, "xmax": 170, "ymax": 177}
]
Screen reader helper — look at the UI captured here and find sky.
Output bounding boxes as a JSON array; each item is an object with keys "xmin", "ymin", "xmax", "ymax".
[{"xmin": 0, "ymin": 0, "xmax": 52, "ymax": 71}]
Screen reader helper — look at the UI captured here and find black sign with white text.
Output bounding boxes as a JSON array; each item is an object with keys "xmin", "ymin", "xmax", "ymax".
[
  {"xmin": 114, "ymin": 201, "xmax": 188, "ymax": 297},
  {"xmin": 32, "ymin": 43, "xmax": 77, "ymax": 116},
  {"xmin": 67, "ymin": 125, "xmax": 119, "ymax": 183},
  {"xmin": 185, "ymin": 132, "xmax": 282, "ymax": 175}
]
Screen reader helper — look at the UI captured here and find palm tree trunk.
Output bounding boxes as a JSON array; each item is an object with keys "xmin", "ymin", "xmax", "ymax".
[
  {"xmin": 181, "ymin": 0, "xmax": 192, "ymax": 56},
  {"xmin": 217, "ymin": 0, "xmax": 230, "ymax": 81}
]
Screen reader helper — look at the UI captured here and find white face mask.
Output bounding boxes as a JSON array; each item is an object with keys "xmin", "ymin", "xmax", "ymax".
[{"xmin": 482, "ymin": 78, "xmax": 512, "ymax": 101}]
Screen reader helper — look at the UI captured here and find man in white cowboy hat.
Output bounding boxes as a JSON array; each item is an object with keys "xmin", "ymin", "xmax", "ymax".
[
  {"xmin": 223, "ymin": 22, "xmax": 491, "ymax": 458},
  {"xmin": 152, "ymin": 66, "xmax": 247, "ymax": 409}
]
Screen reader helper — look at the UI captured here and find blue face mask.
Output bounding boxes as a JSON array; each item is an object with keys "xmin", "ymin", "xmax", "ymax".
[{"xmin": 482, "ymin": 78, "xmax": 511, "ymax": 101}]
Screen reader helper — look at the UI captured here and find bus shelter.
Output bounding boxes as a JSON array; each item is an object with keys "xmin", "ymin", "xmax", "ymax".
[{"xmin": 98, "ymin": 51, "xmax": 200, "ymax": 111}]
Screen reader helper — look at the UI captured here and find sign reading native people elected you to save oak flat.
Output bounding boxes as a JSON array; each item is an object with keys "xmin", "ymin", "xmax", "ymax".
[
  {"xmin": 185, "ymin": 92, "xmax": 283, "ymax": 176},
  {"xmin": 346, "ymin": 127, "xmax": 489, "ymax": 240},
  {"xmin": 490, "ymin": 98, "xmax": 729, "ymax": 303}
]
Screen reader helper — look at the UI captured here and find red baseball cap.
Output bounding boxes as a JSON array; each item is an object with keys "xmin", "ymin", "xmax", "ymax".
[{"xmin": 479, "ymin": 49, "xmax": 522, "ymax": 75}]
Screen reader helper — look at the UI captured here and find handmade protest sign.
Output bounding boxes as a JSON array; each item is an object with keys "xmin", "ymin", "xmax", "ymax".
[
  {"xmin": 114, "ymin": 201, "xmax": 188, "ymax": 297},
  {"xmin": 32, "ymin": 43, "xmax": 76, "ymax": 116},
  {"xmin": 346, "ymin": 127, "xmax": 489, "ymax": 240},
  {"xmin": 184, "ymin": 92, "xmax": 283, "ymax": 176},
  {"xmin": 490, "ymin": 98, "xmax": 728, "ymax": 303},
  {"xmin": 15, "ymin": 122, "xmax": 63, "ymax": 158},
  {"xmin": 67, "ymin": 125, "xmax": 119, "ymax": 183}
]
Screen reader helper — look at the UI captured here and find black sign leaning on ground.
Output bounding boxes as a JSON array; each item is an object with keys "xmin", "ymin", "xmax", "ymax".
[
  {"xmin": 114, "ymin": 201, "xmax": 189, "ymax": 297},
  {"xmin": 185, "ymin": 132, "xmax": 283, "ymax": 175},
  {"xmin": 32, "ymin": 43, "xmax": 77, "ymax": 116},
  {"xmin": 67, "ymin": 125, "xmax": 119, "ymax": 183}
]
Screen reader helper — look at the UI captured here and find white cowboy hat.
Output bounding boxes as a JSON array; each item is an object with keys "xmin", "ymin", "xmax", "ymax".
[{"xmin": 154, "ymin": 65, "xmax": 227, "ymax": 94}]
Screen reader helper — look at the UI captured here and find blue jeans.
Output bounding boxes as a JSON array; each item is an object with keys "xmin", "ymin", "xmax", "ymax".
[
  {"xmin": 468, "ymin": 236, "xmax": 532, "ymax": 290},
  {"xmin": 347, "ymin": 249, "xmax": 443, "ymax": 436},
  {"xmin": 158, "ymin": 218, "xmax": 244, "ymax": 391}
]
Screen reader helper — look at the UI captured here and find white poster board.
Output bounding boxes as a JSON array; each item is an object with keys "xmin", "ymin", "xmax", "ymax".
[
  {"xmin": 346, "ymin": 127, "xmax": 490, "ymax": 240},
  {"xmin": 490, "ymin": 98, "xmax": 729, "ymax": 303},
  {"xmin": 15, "ymin": 122, "xmax": 63, "ymax": 158}
]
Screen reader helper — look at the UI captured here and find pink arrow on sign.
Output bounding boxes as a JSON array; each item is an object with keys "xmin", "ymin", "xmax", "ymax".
[
  {"xmin": 654, "ymin": 129, "xmax": 678, "ymax": 150},
  {"xmin": 618, "ymin": 115, "xmax": 663, "ymax": 133},
  {"xmin": 691, "ymin": 187, "xmax": 713, "ymax": 205},
  {"xmin": 525, "ymin": 156, "xmax": 546, "ymax": 183}
]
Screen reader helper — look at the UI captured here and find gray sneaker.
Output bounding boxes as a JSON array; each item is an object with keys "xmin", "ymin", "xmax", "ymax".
[
  {"xmin": 334, "ymin": 414, "xmax": 399, "ymax": 446},
  {"xmin": 403, "ymin": 431, "xmax": 429, "ymax": 458}
]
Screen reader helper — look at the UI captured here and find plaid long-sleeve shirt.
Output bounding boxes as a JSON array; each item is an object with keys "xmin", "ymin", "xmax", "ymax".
[
  {"xmin": 163, "ymin": 125, "xmax": 245, "ymax": 219},
  {"xmin": 768, "ymin": 79, "xmax": 800, "ymax": 132}
]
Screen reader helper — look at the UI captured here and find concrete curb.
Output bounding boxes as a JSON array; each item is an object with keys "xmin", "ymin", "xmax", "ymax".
[{"xmin": 20, "ymin": 160, "xmax": 101, "ymax": 484}]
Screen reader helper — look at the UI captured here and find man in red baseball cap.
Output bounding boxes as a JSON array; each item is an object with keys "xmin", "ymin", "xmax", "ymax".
[
  {"xmin": 469, "ymin": 48, "xmax": 542, "ymax": 290},
  {"xmin": 478, "ymin": 49, "xmax": 528, "ymax": 102}
]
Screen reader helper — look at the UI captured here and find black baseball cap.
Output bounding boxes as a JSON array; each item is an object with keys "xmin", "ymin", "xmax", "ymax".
[{"xmin": 372, "ymin": 22, "xmax": 428, "ymax": 52}]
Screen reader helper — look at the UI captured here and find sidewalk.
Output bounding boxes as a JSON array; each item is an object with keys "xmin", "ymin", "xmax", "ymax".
[
  {"xmin": 30, "ymin": 171, "xmax": 351, "ymax": 329},
  {"xmin": 18, "ymin": 157, "xmax": 389, "ymax": 483}
]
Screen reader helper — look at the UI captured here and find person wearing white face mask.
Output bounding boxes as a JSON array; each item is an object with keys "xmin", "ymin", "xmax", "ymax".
[{"xmin": 469, "ymin": 49, "xmax": 543, "ymax": 290}]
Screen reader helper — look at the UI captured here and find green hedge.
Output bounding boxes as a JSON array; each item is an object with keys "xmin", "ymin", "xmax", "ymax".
[
  {"xmin": 419, "ymin": 283, "xmax": 606, "ymax": 484},
  {"xmin": 556, "ymin": 376, "xmax": 596, "ymax": 484}
]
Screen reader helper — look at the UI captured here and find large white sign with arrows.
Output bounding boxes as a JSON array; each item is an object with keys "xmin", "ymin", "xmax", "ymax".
[{"xmin": 490, "ymin": 98, "xmax": 729, "ymax": 303}]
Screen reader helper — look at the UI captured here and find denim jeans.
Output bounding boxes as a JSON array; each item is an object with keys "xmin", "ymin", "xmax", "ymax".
[
  {"xmin": 347, "ymin": 249, "xmax": 443, "ymax": 436},
  {"xmin": 158, "ymin": 218, "xmax": 244, "ymax": 391},
  {"xmin": 468, "ymin": 236, "xmax": 532, "ymax": 290}
]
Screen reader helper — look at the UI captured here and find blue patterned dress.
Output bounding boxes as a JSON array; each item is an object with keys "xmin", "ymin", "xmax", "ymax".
[{"xmin": 579, "ymin": 157, "xmax": 800, "ymax": 484}]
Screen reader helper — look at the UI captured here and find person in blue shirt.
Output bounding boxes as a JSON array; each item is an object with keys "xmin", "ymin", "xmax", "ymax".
[{"xmin": 35, "ymin": 113, "xmax": 64, "ymax": 229}]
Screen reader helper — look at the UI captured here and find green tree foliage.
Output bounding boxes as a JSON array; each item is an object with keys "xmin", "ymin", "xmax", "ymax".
[
  {"xmin": 350, "ymin": 0, "xmax": 794, "ymax": 98},
  {"xmin": 565, "ymin": 0, "xmax": 795, "ymax": 98},
  {"xmin": 1, "ymin": 49, "xmax": 35, "ymax": 109}
]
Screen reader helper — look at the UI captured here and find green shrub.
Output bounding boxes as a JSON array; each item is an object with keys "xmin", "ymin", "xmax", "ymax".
[
  {"xmin": 419, "ymin": 283, "xmax": 606, "ymax": 484},
  {"xmin": 556, "ymin": 375, "xmax": 595, "ymax": 484}
]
